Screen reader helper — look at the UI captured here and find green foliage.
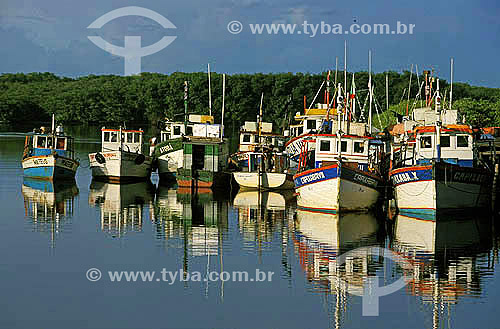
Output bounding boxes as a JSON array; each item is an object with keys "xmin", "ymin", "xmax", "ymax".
[{"xmin": 0, "ymin": 72, "xmax": 499, "ymax": 129}]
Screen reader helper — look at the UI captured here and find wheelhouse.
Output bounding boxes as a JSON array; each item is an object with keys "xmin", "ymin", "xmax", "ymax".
[
  {"xmin": 101, "ymin": 128, "xmax": 144, "ymax": 153},
  {"xmin": 414, "ymin": 126, "xmax": 474, "ymax": 167},
  {"xmin": 24, "ymin": 133, "xmax": 75, "ymax": 159}
]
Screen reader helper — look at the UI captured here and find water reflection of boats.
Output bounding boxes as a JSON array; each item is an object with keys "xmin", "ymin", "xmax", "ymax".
[
  {"xmin": 293, "ymin": 211, "xmax": 383, "ymax": 328},
  {"xmin": 22, "ymin": 178, "xmax": 79, "ymax": 244},
  {"xmin": 89, "ymin": 181, "xmax": 155, "ymax": 237},
  {"xmin": 153, "ymin": 186, "xmax": 229, "ymax": 256},
  {"xmin": 392, "ymin": 214, "xmax": 493, "ymax": 327},
  {"xmin": 233, "ymin": 190, "xmax": 295, "ymax": 247}
]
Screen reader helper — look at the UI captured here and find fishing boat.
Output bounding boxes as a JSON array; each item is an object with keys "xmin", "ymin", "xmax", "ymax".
[
  {"xmin": 150, "ymin": 119, "xmax": 189, "ymax": 182},
  {"xmin": 22, "ymin": 115, "xmax": 79, "ymax": 180},
  {"xmin": 89, "ymin": 127, "xmax": 152, "ymax": 182},
  {"xmin": 230, "ymin": 121, "xmax": 287, "ymax": 169},
  {"xmin": 388, "ymin": 74, "xmax": 492, "ymax": 220},
  {"xmin": 233, "ymin": 149, "xmax": 294, "ymax": 190},
  {"xmin": 293, "ymin": 71, "xmax": 385, "ymax": 213},
  {"xmin": 232, "ymin": 96, "xmax": 294, "ymax": 190},
  {"xmin": 176, "ymin": 78, "xmax": 231, "ymax": 190}
]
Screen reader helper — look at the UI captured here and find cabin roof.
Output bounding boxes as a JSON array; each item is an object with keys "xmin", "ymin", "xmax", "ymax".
[
  {"xmin": 414, "ymin": 125, "xmax": 472, "ymax": 134},
  {"xmin": 101, "ymin": 128, "xmax": 143, "ymax": 133}
]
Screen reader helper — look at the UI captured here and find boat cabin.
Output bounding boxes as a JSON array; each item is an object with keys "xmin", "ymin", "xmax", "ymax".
[
  {"xmin": 414, "ymin": 126, "xmax": 474, "ymax": 167},
  {"xmin": 24, "ymin": 127, "xmax": 74, "ymax": 159},
  {"xmin": 289, "ymin": 104, "xmax": 337, "ymax": 137},
  {"xmin": 160, "ymin": 122, "xmax": 190, "ymax": 142},
  {"xmin": 101, "ymin": 128, "xmax": 144, "ymax": 153},
  {"xmin": 311, "ymin": 135, "xmax": 382, "ymax": 171},
  {"xmin": 182, "ymin": 139, "xmax": 229, "ymax": 174},
  {"xmin": 239, "ymin": 121, "xmax": 285, "ymax": 152}
]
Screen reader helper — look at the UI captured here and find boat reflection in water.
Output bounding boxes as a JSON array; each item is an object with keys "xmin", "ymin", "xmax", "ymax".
[
  {"xmin": 392, "ymin": 214, "xmax": 494, "ymax": 328},
  {"xmin": 88, "ymin": 180, "xmax": 155, "ymax": 237},
  {"xmin": 233, "ymin": 189, "xmax": 295, "ymax": 251},
  {"xmin": 22, "ymin": 178, "xmax": 79, "ymax": 246},
  {"xmin": 294, "ymin": 210, "xmax": 383, "ymax": 327},
  {"xmin": 152, "ymin": 186, "xmax": 229, "ymax": 257}
]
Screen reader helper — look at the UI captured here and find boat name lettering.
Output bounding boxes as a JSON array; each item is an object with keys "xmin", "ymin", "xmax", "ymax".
[
  {"xmin": 159, "ymin": 144, "xmax": 174, "ymax": 154},
  {"xmin": 391, "ymin": 171, "xmax": 419, "ymax": 184},
  {"xmin": 33, "ymin": 158, "xmax": 49, "ymax": 165},
  {"xmin": 61, "ymin": 159, "xmax": 74, "ymax": 168},
  {"xmin": 453, "ymin": 171, "xmax": 485, "ymax": 184},
  {"xmin": 353, "ymin": 173, "xmax": 377, "ymax": 187},
  {"xmin": 301, "ymin": 172, "xmax": 325, "ymax": 184}
]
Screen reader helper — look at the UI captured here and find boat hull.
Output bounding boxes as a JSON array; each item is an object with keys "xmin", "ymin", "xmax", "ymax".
[
  {"xmin": 389, "ymin": 163, "xmax": 492, "ymax": 220},
  {"xmin": 233, "ymin": 172, "xmax": 295, "ymax": 190},
  {"xmin": 153, "ymin": 138, "xmax": 184, "ymax": 179},
  {"xmin": 294, "ymin": 163, "xmax": 382, "ymax": 214},
  {"xmin": 22, "ymin": 155, "xmax": 78, "ymax": 180},
  {"xmin": 89, "ymin": 151, "xmax": 152, "ymax": 183},
  {"xmin": 176, "ymin": 168, "xmax": 231, "ymax": 190}
]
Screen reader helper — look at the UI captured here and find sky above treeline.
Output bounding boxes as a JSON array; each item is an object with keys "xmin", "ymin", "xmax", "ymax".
[{"xmin": 1, "ymin": 0, "xmax": 499, "ymax": 87}]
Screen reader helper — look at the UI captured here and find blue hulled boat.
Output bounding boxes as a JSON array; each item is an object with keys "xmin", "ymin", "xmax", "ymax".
[{"xmin": 21, "ymin": 116, "xmax": 79, "ymax": 180}]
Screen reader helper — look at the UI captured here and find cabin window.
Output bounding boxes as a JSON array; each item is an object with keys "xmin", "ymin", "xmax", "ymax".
[
  {"xmin": 440, "ymin": 136, "xmax": 451, "ymax": 148},
  {"xmin": 173, "ymin": 126, "xmax": 181, "ymax": 136},
  {"xmin": 47, "ymin": 137, "xmax": 54, "ymax": 148},
  {"xmin": 161, "ymin": 132, "xmax": 169, "ymax": 141},
  {"xmin": 186, "ymin": 126, "xmax": 193, "ymax": 135},
  {"xmin": 306, "ymin": 120, "xmax": 316, "ymax": 130},
  {"xmin": 354, "ymin": 141, "xmax": 364, "ymax": 153},
  {"xmin": 104, "ymin": 132, "xmax": 111, "ymax": 142},
  {"xmin": 126, "ymin": 133, "xmax": 133, "ymax": 143},
  {"xmin": 420, "ymin": 136, "xmax": 432, "ymax": 149},
  {"xmin": 56, "ymin": 138, "xmax": 66, "ymax": 150},
  {"xmin": 298, "ymin": 127, "xmax": 303, "ymax": 135},
  {"xmin": 134, "ymin": 133, "xmax": 141, "ymax": 143},
  {"xmin": 457, "ymin": 135, "xmax": 469, "ymax": 148},
  {"xmin": 110, "ymin": 132, "xmax": 118, "ymax": 142},
  {"xmin": 37, "ymin": 137, "xmax": 46, "ymax": 148},
  {"xmin": 320, "ymin": 140, "xmax": 330, "ymax": 152},
  {"xmin": 341, "ymin": 141, "xmax": 347, "ymax": 152},
  {"xmin": 243, "ymin": 134, "xmax": 251, "ymax": 143}
]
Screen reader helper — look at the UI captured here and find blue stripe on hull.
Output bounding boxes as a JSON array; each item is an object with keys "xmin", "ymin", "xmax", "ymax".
[
  {"xmin": 398, "ymin": 208, "xmax": 437, "ymax": 221},
  {"xmin": 24, "ymin": 165, "xmax": 75, "ymax": 180}
]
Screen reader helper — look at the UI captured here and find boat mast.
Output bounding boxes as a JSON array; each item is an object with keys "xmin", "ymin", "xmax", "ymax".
[
  {"xmin": 51, "ymin": 113, "xmax": 55, "ymax": 150},
  {"xmin": 435, "ymin": 79, "xmax": 442, "ymax": 162},
  {"xmin": 344, "ymin": 41, "xmax": 347, "ymax": 101},
  {"xmin": 368, "ymin": 50, "xmax": 373, "ymax": 135},
  {"xmin": 184, "ymin": 81, "xmax": 189, "ymax": 132},
  {"xmin": 337, "ymin": 83, "xmax": 343, "ymax": 160},
  {"xmin": 407, "ymin": 64, "xmax": 413, "ymax": 116},
  {"xmin": 221, "ymin": 74, "xmax": 226, "ymax": 140},
  {"xmin": 208, "ymin": 64, "xmax": 212, "ymax": 117},
  {"xmin": 326, "ymin": 71, "xmax": 331, "ymax": 120},
  {"xmin": 450, "ymin": 58, "xmax": 454, "ymax": 109}
]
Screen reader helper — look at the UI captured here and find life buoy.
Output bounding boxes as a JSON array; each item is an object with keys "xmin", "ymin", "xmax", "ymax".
[
  {"xmin": 135, "ymin": 154, "xmax": 145, "ymax": 165},
  {"xmin": 95, "ymin": 153, "xmax": 106, "ymax": 164}
]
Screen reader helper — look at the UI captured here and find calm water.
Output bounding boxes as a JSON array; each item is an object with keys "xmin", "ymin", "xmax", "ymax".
[{"xmin": 1, "ymin": 126, "xmax": 499, "ymax": 329}]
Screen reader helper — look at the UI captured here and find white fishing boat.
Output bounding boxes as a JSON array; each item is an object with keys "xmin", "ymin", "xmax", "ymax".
[
  {"xmin": 389, "ymin": 73, "xmax": 492, "ymax": 219},
  {"xmin": 150, "ymin": 120, "xmax": 187, "ymax": 182},
  {"xmin": 89, "ymin": 127, "xmax": 152, "ymax": 182},
  {"xmin": 22, "ymin": 115, "xmax": 79, "ymax": 180},
  {"xmin": 293, "ymin": 77, "xmax": 384, "ymax": 213}
]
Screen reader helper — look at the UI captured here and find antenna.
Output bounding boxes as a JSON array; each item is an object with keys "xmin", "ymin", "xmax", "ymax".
[
  {"xmin": 368, "ymin": 50, "xmax": 373, "ymax": 135},
  {"xmin": 208, "ymin": 64, "xmax": 212, "ymax": 116}
]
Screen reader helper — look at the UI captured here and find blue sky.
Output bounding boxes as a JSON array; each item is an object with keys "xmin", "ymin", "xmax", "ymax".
[{"xmin": 1, "ymin": 0, "xmax": 499, "ymax": 86}]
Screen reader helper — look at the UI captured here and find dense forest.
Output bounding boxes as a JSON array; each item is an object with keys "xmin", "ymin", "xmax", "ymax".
[{"xmin": 1, "ymin": 71, "xmax": 499, "ymax": 130}]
